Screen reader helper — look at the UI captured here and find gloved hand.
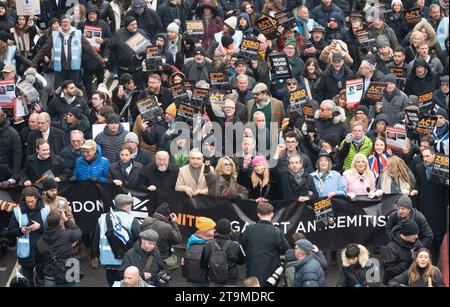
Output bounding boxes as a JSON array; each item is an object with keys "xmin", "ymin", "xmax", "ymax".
[
  {"xmin": 345, "ymin": 133, "xmax": 354, "ymax": 143},
  {"xmin": 69, "ymin": 176, "xmax": 77, "ymax": 182},
  {"xmin": 401, "ymin": 189, "xmax": 411, "ymax": 196},
  {"xmin": 375, "ymin": 189, "xmax": 384, "ymax": 197},
  {"xmin": 368, "ymin": 191, "xmax": 376, "ymax": 199},
  {"xmin": 301, "ymin": 122, "xmax": 308, "ymax": 136},
  {"xmin": 89, "ymin": 177, "xmax": 99, "ymax": 182},
  {"xmin": 347, "ymin": 192, "xmax": 356, "ymax": 199},
  {"xmin": 0, "ymin": 181, "xmax": 11, "ymax": 189}
]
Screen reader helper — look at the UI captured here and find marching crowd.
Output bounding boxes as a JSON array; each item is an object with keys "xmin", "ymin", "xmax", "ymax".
[{"xmin": 0, "ymin": 0, "xmax": 448, "ymax": 287}]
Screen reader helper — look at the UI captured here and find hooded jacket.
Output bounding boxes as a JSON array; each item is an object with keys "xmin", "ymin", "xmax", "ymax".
[
  {"xmin": 126, "ymin": 7, "xmax": 163, "ymax": 42},
  {"xmin": 405, "ymin": 58, "xmax": 440, "ymax": 96},
  {"xmin": 61, "ymin": 114, "xmax": 92, "ymax": 140},
  {"xmin": 311, "ymin": 2, "xmax": 343, "ymax": 27},
  {"xmin": 94, "ymin": 123, "xmax": 128, "ymax": 163},
  {"xmin": 314, "ymin": 106, "xmax": 350, "ymax": 142},
  {"xmin": 366, "ymin": 113, "xmax": 390, "ymax": 141},
  {"xmin": 47, "ymin": 87, "xmax": 89, "ymax": 128},
  {"xmin": 36, "ymin": 220, "xmax": 82, "ymax": 278},
  {"xmin": 294, "ymin": 254, "xmax": 326, "ymax": 287},
  {"xmin": 337, "ymin": 244, "xmax": 379, "ymax": 287},
  {"xmin": 238, "ymin": 13, "xmax": 254, "ymax": 38}
]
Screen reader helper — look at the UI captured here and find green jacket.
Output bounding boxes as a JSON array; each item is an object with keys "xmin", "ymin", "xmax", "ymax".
[{"xmin": 339, "ymin": 136, "xmax": 373, "ymax": 171}]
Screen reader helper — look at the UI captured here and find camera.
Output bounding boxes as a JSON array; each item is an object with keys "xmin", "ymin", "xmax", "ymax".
[
  {"xmin": 156, "ymin": 271, "xmax": 172, "ymax": 283},
  {"xmin": 266, "ymin": 266, "xmax": 284, "ymax": 286},
  {"xmin": 304, "ymin": 42, "xmax": 313, "ymax": 49}
]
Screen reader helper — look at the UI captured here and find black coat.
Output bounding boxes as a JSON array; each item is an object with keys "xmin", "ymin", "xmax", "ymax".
[
  {"xmin": 126, "ymin": 8, "xmax": 163, "ymax": 42},
  {"xmin": 385, "ymin": 209, "xmax": 434, "ymax": 249},
  {"xmin": 36, "ymin": 220, "xmax": 82, "ymax": 278},
  {"xmin": 281, "ymin": 171, "xmax": 319, "ymax": 201},
  {"xmin": 8, "ymin": 198, "xmax": 48, "ymax": 267},
  {"xmin": 78, "ymin": 18, "xmax": 112, "ymax": 69},
  {"xmin": 120, "ymin": 240, "xmax": 166, "ymax": 285},
  {"xmin": 388, "ymin": 268, "xmax": 446, "ymax": 287},
  {"xmin": 107, "ymin": 160, "xmax": 144, "ymax": 187},
  {"xmin": 47, "ymin": 94, "xmax": 89, "ymax": 128},
  {"xmin": 405, "ymin": 63, "xmax": 440, "ymax": 96},
  {"xmin": 86, "ymin": 0, "xmax": 116, "ymax": 31},
  {"xmin": 26, "ymin": 127, "xmax": 69, "ymax": 157},
  {"xmin": 240, "ymin": 220, "xmax": 290, "ymax": 287},
  {"xmin": 414, "ymin": 163, "xmax": 449, "ymax": 237},
  {"xmin": 200, "ymin": 235, "xmax": 246, "ymax": 283},
  {"xmin": 142, "ymin": 214, "xmax": 182, "ymax": 259},
  {"xmin": 316, "ymin": 65, "xmax": 356, "ymax": 102},
  {"xmin": 157, "ymin": 1, "xmax": 189, "ymax": 31},
  {"xmin": 0, "ymin": 121, "xmax": 23, "ymax": 175},
  {"xmin": 138, "ymin": 88, "xmax": 174, "ymax": 113},
  {"xmin": 133, "ymin": 148, "xmax": 153, "ymax": 166},
  {"xmin": 382, "ymin": 233, "xmax": 423, "ymax": 285},
  {"xmin": 138, "ymin": 162, "xmax": 179, "ymax": 191},
  {"xmin": 18, "ymin": 154, "xmax": 70, "ymax": 183}
]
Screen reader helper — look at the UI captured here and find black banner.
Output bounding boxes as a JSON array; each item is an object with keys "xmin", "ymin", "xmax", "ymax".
[{"xmin": 0, "ymin": 184, "xmax": 400, "ymax": 251}]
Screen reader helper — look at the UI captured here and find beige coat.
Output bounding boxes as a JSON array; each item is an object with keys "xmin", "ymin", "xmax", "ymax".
[{"xmin": 175, "ymin": 164, "xmax": 209, "ymax": 195}]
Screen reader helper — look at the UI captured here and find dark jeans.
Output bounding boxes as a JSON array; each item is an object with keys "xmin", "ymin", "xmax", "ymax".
[
  {"xmin": 44, "ymin": 276, "xmax": 79, "ymax": 287},
  {"xmin": 106, "ymin": 269, "xmax": 122, "ymax": 287},
  {"xmin": 431, "ymin": 234, "xmax": 444, "ymax": 265},
  {"xmin": 20, "ymin": 265, "xmax": 43, "ymax": 286},
  {"xmin": 83, "ymin": 68, "xmax": 105, "ymax": 99},
  {"xmin": 54, "ymin": 70, "xmax": 81, "ymax": 90}
]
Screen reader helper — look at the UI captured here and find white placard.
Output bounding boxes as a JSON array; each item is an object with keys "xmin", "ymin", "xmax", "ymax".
[{"xmin": 16, "ymin": 0, "xmax": 41, "ymax": 16}]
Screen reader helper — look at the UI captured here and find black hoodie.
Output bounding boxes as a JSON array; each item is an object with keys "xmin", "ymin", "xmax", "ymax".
[{"xmin": 405, "ymin": 57, "xmax": 440, "ymax": 96}]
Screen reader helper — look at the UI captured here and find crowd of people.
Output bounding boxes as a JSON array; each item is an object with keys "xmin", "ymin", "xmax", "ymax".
[{"xmin": 0, "ymin": 0, "xmax": 448, "ymax": 287}]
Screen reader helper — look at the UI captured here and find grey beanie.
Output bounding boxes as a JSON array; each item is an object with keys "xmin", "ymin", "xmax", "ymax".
[
  {"xmin": 396, "ymin": 195, "xmax": 413, "ymax": 210},
  {"xmin": 295, "ymin": 239, "xmax": 313, "ymax": 255},
  {"xmin": 113, "ymin": 194, "xmax": 133, "ymax": 208},
  {"xmin": 139, "ymin": 229, "xmax": 159, "ymax": 242}
]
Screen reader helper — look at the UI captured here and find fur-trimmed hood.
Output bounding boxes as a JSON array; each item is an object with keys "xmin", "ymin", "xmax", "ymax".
[
  {"xmin": 341, "ymin": 244, "xmax": 369, "ymax": 267},
  {"xmin": 314, "ymin": 105, "xmax": 346, "ymax": 124},
  {"xmin": 55, "ymin": 86, "xmax": 84, "ymax": 98},
  {"xmin": 413, "ymin": 20, "xmax": 437, "ymax": 47}
]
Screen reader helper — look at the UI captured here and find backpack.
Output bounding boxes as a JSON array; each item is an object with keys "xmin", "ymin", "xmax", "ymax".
[
  {"xmin": 182, "ymin": 243, "xmax": 207, "ymax": 283},
  {"xmin": 48, "ymin": 249, "xmax": 73, "ymax": 285},
  {"xmin": 207, "ymin": 239, "xmax": 232, "ymax": 284},
  {"xmin": 105, "ymin": 213, "xmax": 134, "ymax": 259}
]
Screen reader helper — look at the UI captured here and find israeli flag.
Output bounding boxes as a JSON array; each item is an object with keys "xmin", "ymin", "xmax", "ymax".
[{"xmin": 109, "ymin": 208, "xmax": 130, "ymax": 245}]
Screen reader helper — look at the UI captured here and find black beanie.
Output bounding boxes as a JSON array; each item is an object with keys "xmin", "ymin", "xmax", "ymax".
[
  {"xmin": 221, "ymin": 34, "xmax": 234, "ymax": 48},
  {"xmin": 155, "ymin": 202, "xmax": 171, "ymax": 217},
  {"xmin": 400, "ymin": 219, "xmax": 419, "ymax": 236},
  {"xmin": 68, "ymin": 107, "xmax": 83, "ymax": 120},
  {"xmin": 356, "ymin": 105, "xmax": 369, "ymax": 117},
  {"xmin": 42, "ymin": 178, "xmax": 58, "ymax": 191},
  {"xmin": 215, "ymin": 218, "xmax": 231, "ymax": 235},
  {"xmin": 124, "ymin": 16, "xmax": 136, "ymax": 28},
  {"xmin": 436, "ymin": 108, "xmax": 448, "ymax": 120}
]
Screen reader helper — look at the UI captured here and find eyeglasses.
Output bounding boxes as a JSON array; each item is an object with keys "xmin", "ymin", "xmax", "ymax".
[
  {"xmin": 223, "ymin": 106, "xmax": 235, "ymax": 109},
  {"xmin": 287, "ymin": 82, "xmax": 297, "ymax": 86}
]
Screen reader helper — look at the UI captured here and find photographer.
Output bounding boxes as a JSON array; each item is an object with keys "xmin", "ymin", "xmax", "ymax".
[
  {"xmin": 120, "ymin": 229, "xmax": 170, "ymax": 287},
  {"xmin": 293, "ymin": 239, "xmax": 326, "ymax": 287}
]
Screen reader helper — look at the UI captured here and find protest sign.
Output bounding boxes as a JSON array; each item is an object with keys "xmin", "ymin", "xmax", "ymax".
[
  {"xmin": 136, "ymin": 96, "xmax": 164, "ymax": 125},
  {"xmin": 144, "ymin": 46, "xmax": 163, "ymax": 72},
  {"xmin": 313, "ymin": 197, "xmax": 336, "ymax": 229},
  {"xmin": 418, "ymin": 91, "xmax": 433, "ymax": 109},
  {"xmin": 432, "ymin": 154, "xmax": 449, "ymax": 186},
  {"xmin": 84, "ymin": 25, "xmax": 102, "ymax": 52},
  {"xmin": 171, "ymin": 82, "xmax": 189, "ymax": 103},
  {"xmin": 274, "ymin": 10, "xmax": 297, "ymax": 35},
  {"xmin": 269, "ymin": 54, "xmax": 292, "ymax": 80},
  {"xmin": 255, "ymin": 14, "xmax": 279, "ymax": 40},
  {"xmin": 405, "ymin": 8, "xmax": 421, "ymax": 25},
  {"xmin": 386, "ymin": 126, "xmax": 407, "ymax": 151},
  {"xmin": 125, "ymin": 32, "xmax": 151, "ymax": 54},
  {"xmin": 176, "ymin": 102, "xmax": 200, "ymax": 125},
  {"xmin": 0, "ymin": 80, "xmax": 15, "ymax": 102},
  {"xmin": 191, "ymin": 87, "xmax": 209, "ymax": 106},
  {"xmin": 346, "ymin": 78, "xmax": 364, "ymax": 108},
  {"xmin": 16, "ymin": 81, "xmax": 39, "ymax": 102},
  {"xmin": 240, "ymin": 38, "xmax": 260, "ymax": 61},
  {"xmin": 288, "ymin": 88, "xmax": 307, "ymax": 113},
  {"xmin": 415, "ymin": 114, "xmax": 437, "ymax": 136},
  {"xmin": 209, "ymin": 71, "xmax": 231, "ymax": 90},
  {"xmin": 405, "ymin": 108, "xmax": 420, "ymax": 130},
  {"xmin": 16, "ymin": 0, "xmax": 40, "ymax": 15},
  {"xmin": 364, "ymin": 82, "xmax": 387, "ymax": 104},
  {"xmin": 185, "ymin": 20, "xmax": 204, "ymax": 42}
]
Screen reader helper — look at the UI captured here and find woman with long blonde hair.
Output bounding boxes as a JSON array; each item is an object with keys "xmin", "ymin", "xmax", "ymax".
[
  {"xmin": 342, "ymin": 153, "xmax": 376, "ymax": 198},
  {"xmin": 204, "ymin": 156, "xmax": 249, "ymax": 199},
  {"xmin": 246, "ymin": 155, "xmax": 276, "ymax": 202},
  {"xmin": 388, "ymin": 248, "xmax": 445, "ymax": 287},
  {"xmin": 377, "ymin": 155, "xmax": 415, "ymax": 195}
]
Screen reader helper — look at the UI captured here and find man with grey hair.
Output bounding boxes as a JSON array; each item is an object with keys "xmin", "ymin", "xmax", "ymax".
[
  {"xmin": 358, "ymin": 59, "xmax": 387, "ymax": 107},
  {"xmin": 27, "ymin": 112, "xmax": 68, "ymax": 156},
  {"xmin": 175, "ymin": 149, "xmax": 209, "ymax": 197},
  {"xmin": 60, "ymin": 130, "xmax": 85, "ymax": 171},
  {"xmin": 314, "ymin": 99, "xmax": 349, "ymax": 141},
  {"xmin": 235, "ymin": 73, "xmax": 253, "ymax": 105},
  {"xmin": 139, "ymin": 150, "xmax": 179, "ymax": 191},
  {"xmin": 91, "ymin": 193, "xmax": 141, "ymax": 286}
]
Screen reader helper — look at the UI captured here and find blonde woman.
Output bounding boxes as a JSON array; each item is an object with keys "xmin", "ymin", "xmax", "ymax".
[
  {"xmin": 246, "ymin": 155, "xmax": 275, "ymax": 202},
  {"xmin": 376, "ymin": 156, "xmax": 416, "ymax": 196},
  {"xmin": 204, "ymin": 156, "xmax": 249, "ymax": 200},
  {"xmin": 388, "ymin": 248, "xmax": 445, "ymax": 287},
  {"xmin": 405, "ymin": 30, "xmax": 425, "ymax": 63},
  {"xmin": 342, "ymin": 153, "xmax": 376, "ymax": 198}
]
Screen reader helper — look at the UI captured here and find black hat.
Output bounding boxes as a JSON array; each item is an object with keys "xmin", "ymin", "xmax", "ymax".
[
  {"xmin": 356, "ymin": 105, "xmax": 369, "ymax": 117},
  {"xmin": 331, "ymin": 52, "xmax": 343, "ymax": 62},
  {"xmin": 194, "ymin": 47, "xmax": 207, "ymax": 56},
  {"xmin": 400, "ymin": 219, "xmax": 419, "ymax": 236},
  {"xmin": 221, "ymin": 34, "xmax": 234, "ymax": 48},
  {"xmin": 47, "ymin": 17, "xmax": 59, "ymax": 28},
  {"xmin": 321, "ymin": 134, "xmax": 340, "ymax": 148},
  {"xmin": 345, "ymin": 243, "xmax": 360, "ymax": 258},
  {"xmin": 235, "ymin": 58, "xmax": 246, "ymax": 66},
  {"xmin": 105, "ymin": 113, "xmax": 120, "ymax": 124},
  {"xmin": 86, "ymin": 4, "xmax": 98, "ymax": 14},
  {"xmin": 68, "ymin": 106, "xmax": 83, "ymax": 120},
  {"xmin": 364, "ymin": 54, "xmax": 377, "ymax": 66},
  {"xmin": 42, "ymin": 178, "xmax": 57, "ymax": 191},
  {"xmin": 155, "ymin": 202, "xmax": 171, "ymax": 217},
  {"xmin": 310, "ymin": 25, "xmax": 325, "ymax": 33},
  {"xmin": 385, "ymin": 74, "xmax": 397, "ymax": 84},
  {"xmin": 396, "ymin": 195, "xmax": 413, "ymax": 210},
  {"xmin": 436, "ymin": 107, "xmax": 448, "ymax": 120},
  {"xmin": 124, "ymin": 16, "xmax": 136, "ymax": 28},
  {"xmin": 316, "ymin": 149, "xmax": 334, "ymax": 164},
  {"xmin": 0, "ymin": 2, "xmax": 7, "ymax": 9},
  {"xmin": 215, "ymin": 218, "xmax": 231, "ymax": 235}
]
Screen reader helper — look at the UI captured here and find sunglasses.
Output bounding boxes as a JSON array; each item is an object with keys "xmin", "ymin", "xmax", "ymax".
[{"xmin": 287, "ymin": 81, "xmax": 297, "ymax": 86}]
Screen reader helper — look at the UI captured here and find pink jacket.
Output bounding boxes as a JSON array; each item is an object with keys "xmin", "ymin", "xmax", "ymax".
[{"xmin": 342, "ymin": 171, "xmax": 376, "ymax": 196}]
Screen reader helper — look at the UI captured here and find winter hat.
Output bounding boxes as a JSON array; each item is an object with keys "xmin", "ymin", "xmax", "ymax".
[
  {"xmin": 194, "ymin": 46, "xmax": 207, "ymax": 56},
  {"xmin": 345, "ymin": 243, "xmax": 360, "ymax": 258},
  {"xmin": 165, "ymin": 103, "xmax": 177, "ymax": 118},
  {"xmin": 48, "ymin": 17, "xmax": 59, "ymax": 28},
  {"xmin": 68, "ymin": 107, "xmax": 83, "ymax": 120},
  {"xmin": 224, "ymin": 16, "xmax": 237, "ymax": 30},
  {"xmin": 155, "ymin": 202, "xmax": 171, "ymax": 217},
  {"xmin": 436, "ymin": 107, "xmax": 448, "ymax": 120},
  {"xmin": 440, "ymin": 75, "xmax": 449, "ymax": 83},
  {"xmin": 114, "ymin": 194, "xmax": 134, "ymax": 208},
  {"xmin": 252, "ymin": 155, "xmax": 268, "ymax": 167},
  {"xmin": 167, "ymin": 21, "xmax": 180, "ymax": 34},
  {"xmin": 215, "ymin": 218, "xmax": 231, "ymax": 235},
  {"xmin": 124, "ymin": 16, "xmax": 136, "ymax": 28},
  {"xmin": 376, "ymin": 35, "xmax": 390, "ymax": 48},
  {"xmin": 391, "ymin": 0, "xmax": 403, "ymax": 7},
  {"xmin": 0, "ymin": 2, "xmax": 7, "ymax": 9},
  {"xmin": 385, "ymin": 74, "xmax": 397, "ymax": 84},
  {"xmin": 139, "ymin": 229, "xmax": 159, "ymax": 242},
  {"xmin": 364, "ymin": 54, "xmax": 377, "ymax": 66},
  {"xmin": 134, "ymin": 0, "xmax": 144, "ymax": 7},
  {"xmin": 284, "ymin": 37, "xmax": 296, "ymax": 48},
  {"xmin": 356, "ymin": 105, "xmax": 369, "ymax": 117},
  {"xmin": 328, "ymin": 11, "xmax": 342, "ymax": 24},
  {"xmin": 124, "ymin": 132, "xmax": 139, "ymax": 144},
  {"xmin": 106, "ymin": 113, "xmax": 120, "ymax": 124},
  {"xmin": 42, "ymin": 178, "xmax": 58, "ymax": 191},
  {"xmin": 396, "ymin": 195, "xmax": 413, "ymax": 210},
  {"xmin": 196, "ymin": 217, "xmax": 216, "ymax": 232},
  {"xmin": 400, "ymin": 219, "xmax": 419, "ymax": 236},
  {"xmin": 221, "ymin": 34, "xmax": 234, "ymax": 48},
  {"xmin": 321, "ymin": 134, "xmax": 340, "ymax": 148},
  {"xmin": 310, "ymin": 25, "xmax": 325, "ymax": 33},
  {"xmin": 86, "ymin": 4, "xmax": 98, "ymax": 14},
  {"xmin": 295, "ymin": 239, "xmax": 313, "ymax": 255},
  {"xmin": 408, "ymin": 95, "xmax": 419, "ymax": 106}
]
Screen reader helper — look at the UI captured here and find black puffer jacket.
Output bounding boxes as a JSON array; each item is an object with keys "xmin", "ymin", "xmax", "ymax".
[
  {"xmin": 157, "ymin": 1, "xmax": 189, "ymax": 31},
  {"xmin": 405, "ymin": 58, "xmax": 440, "ymax": 96},
  {"xmin": 337, "ymin": 245, "xmax": 379, "ymax": 287},
  {"xmin": 316, "ymin": 65, "xmax": 356, "ymax": 102},
  {"xmin": 94, "ymin": 123, "xmax": 128, "ymax": 163},
  {"xmin": 382, "ymin": 233, "xmax": 423, "ymax": 285},
  {"xmin": 0, "ymin": 120, "xmax": 23, "ymax": 175}
]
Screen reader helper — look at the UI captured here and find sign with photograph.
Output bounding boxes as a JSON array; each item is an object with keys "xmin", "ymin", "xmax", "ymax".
[
  {"xmin": 386, "ymin": 126, "xmax": 407, "ymax": 151},
  {"xmin": 125, "ymin": 32, "xmax": 151, "ymax": 54},
  {"xmin": 16, "ymin": 0, "xmax": 40, "ymax": 15},
  {"xmin": 0, "ymin": 81, "xmax": 16, "ymax": 103},
  {"xmin": 346, "ymin": 78, "xmax": 364, "ymax": 108},
  {"xmin": 269, "ymin": 54, "xmax": 292, "ymax": 80},
  {"xmin": 84, "ymin": 25, "xmax": 102, "ymax": 52}
]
